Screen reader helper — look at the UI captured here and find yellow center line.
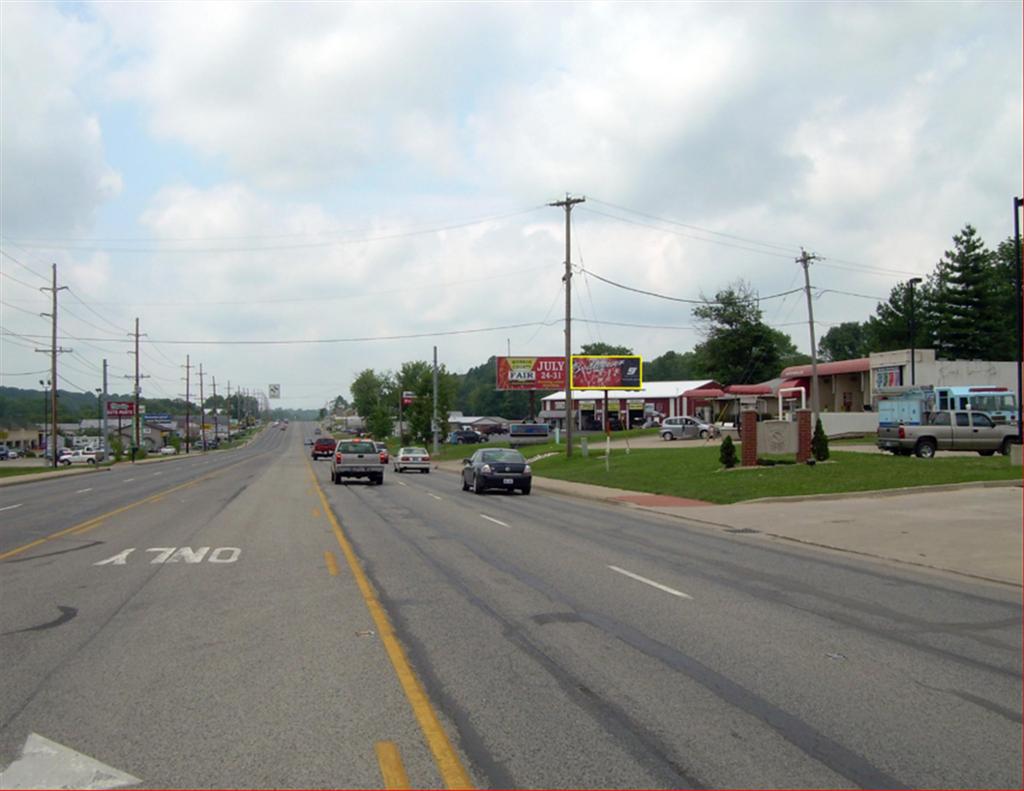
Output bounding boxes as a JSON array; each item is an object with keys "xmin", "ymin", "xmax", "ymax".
[
  {"xmin": 324, "ymin": 550, "xmax": 339, "ymax": 576},
  {"xmin": 0, "ymin": 456, "xmax": 260, "ymax": 561},
  {"xmin": 307, "ymin": 460, "xmax": 474, "ymax": 790},
  {"xmin": 375, "ymin": 741, "xmax": 411, "ymax": 790}
]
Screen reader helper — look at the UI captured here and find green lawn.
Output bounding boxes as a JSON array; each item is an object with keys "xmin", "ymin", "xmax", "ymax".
[{"xmin": 529, "ymin": 446, "xmax": 1021, "ymax": 504}]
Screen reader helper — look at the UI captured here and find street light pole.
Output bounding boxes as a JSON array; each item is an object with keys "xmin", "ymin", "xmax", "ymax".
[{"xmin": 908, "ymin": 277, "xmax": 923, "ymax": 386}]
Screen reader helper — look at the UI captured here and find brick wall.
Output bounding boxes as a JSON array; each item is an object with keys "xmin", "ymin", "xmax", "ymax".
[
  {"xmin": 796, "ymin": 409, "xmax": 812, "ymax": 463},
  {"xmin": 741, "ymin": 410, "xmax": 758, "ymax": 467}
]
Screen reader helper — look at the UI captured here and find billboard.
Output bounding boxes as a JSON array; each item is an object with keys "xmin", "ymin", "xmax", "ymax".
[
  {"xmin": 106, "ymin": 401, "xmax": 135, "ymax": 418},
  {"xmin": 495, "ymin": 357, "xmax": 567, "ymax": 390},
  {"xmin": 570, "ymin": 356, "xmax": 643, "ymax": 390}
]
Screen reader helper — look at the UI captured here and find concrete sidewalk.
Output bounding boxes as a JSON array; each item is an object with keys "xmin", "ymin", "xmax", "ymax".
[{"xmin": 436, "ymin": 461, "xmax": 1023, "ymax": 587}]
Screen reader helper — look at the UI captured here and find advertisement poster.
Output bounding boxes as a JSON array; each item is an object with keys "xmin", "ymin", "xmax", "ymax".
[
  {"xmin": 495, "ymin": 357, "xmax": 567, "ymax": 390},
  {"xmin": 570, "ymin": 356, "xmax": 643, "ymax": 390}
]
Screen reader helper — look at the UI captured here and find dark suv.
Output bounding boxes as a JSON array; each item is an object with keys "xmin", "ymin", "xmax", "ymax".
[
  {"xmin": 312, "ymin": 437, "xmax": 337, "ymax": 460},
  {"xmin": 449, "ymin": 430, "xmax": 484, "ymax": 445}
]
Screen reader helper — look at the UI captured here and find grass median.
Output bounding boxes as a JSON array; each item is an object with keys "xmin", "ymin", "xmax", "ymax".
[{"xmin": 529, "ymin": 446, "xmax": 1021, "ymax": 504}]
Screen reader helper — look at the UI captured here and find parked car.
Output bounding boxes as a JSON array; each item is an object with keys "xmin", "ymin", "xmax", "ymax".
[
  {"xmin": 5, "ymin": 448, "xmax": 20, "ymax": 459},
  {"xmin": 461, "ymin": 448, "xmax": 532, "ymax": 495},
  {"xmin": 158, "ymin": 445, "xmax": 178, "ymax": 455},
  {"xmin": 304, "ymin": 437, "xmax": 315, "ymax": 446},
  {"xmin": 331, "ymin": 439, "xmax": 386, "ymax": 485},
  {"xmin": 312, "ymin": 437, "xmax": 337, "ymax": 460},
  {"xmin": 449, "ymin": 429, "xmax": 484, "ymax": 445},
  {"xmin": 393, "ymin": 447, "xmax": 430, "ymax": 473},
  {"xmin": 0, "ymin": 444, "xmax": 11, "ymax": 460},
  {"xmin": 660, "ymin": 416, "xmax": 718, "ymax": 441},
  {"xmin": 374, "ymin": 442, "xmax": 389, "ymax": 464}
]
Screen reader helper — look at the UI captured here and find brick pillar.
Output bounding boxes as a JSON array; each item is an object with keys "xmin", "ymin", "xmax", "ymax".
[
  {"xmin": 796, "ymin": 409, "xmax": 812, "ymax": 463},
  {"xmin": 741, "ymin": 410, "xmax": 758, "ymax": 467}
]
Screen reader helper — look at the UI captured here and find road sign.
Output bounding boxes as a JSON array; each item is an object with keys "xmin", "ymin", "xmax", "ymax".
[{"xmin": 269, "ymin": 384, "xmax": 281, "ymax": 399}]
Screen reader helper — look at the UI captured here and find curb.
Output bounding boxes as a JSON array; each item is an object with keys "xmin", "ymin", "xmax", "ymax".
[{"xmin": 0, "ymin": 465, "xmax": 112, "ymax": 488}]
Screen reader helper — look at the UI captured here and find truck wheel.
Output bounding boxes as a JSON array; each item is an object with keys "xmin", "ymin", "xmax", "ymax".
[
  {"xmin": 1000, "ymin": 438, "xmax": 1014, "ymax": 456},
  {"xmin": 376, "ymin": 474, "xmax": 384, "ymax": 485},
  {"xmin": 978, "ymin": 450, "xmax": 995, "ymax": 457},
  {"xmin": 915, "ymin": 439, "xmax": 936, "ymax": 459}
]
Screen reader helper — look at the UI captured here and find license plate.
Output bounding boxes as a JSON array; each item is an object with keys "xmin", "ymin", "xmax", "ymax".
[{"xmin": 503, "ymin": 478, "xmax": 514, "ymax": 485}]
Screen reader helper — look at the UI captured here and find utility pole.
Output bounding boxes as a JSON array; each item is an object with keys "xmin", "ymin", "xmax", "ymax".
[
  {"xmin": 798, "ymin": 248, "xmax": 821, "ymax": 428},
  {"xmin": 37, "ymin": 264, "xmax": 70, "ymax": 468},
  {"xmin": 550, "ymin": 194, "xmax": 585, "ymax": 457},
  {"xmin": 127, "ymin": 318, "xmax": 148, "ymax": 453},
  {"xmin": 432, "ymin": 345, "xmax": 439, "ymax": 456},
  {"xmin": 182, "ymin": 355, "xmax": 192, "ymax": 454},
  {"xmin": 1013, "ymin": 196, "xmax": 1023, "ymax": 443},
  {"xmin": 212, "ymin": 376, "xmax": 219, "ymax": 445},
  {"xmin": 226, "ymin": 381, "xmax": 231, "ymax": 443},
  {"xmin": 101, "ymin": 358, "xmax": 108, "ymax": 457},
  {"xmin": 198, "ymin": 363, "xmax": 206, "ymax": 451}
]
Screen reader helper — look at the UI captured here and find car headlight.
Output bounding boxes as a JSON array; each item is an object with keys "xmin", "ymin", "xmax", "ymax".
[
  {"xmin": 481, "ymin": 464, "xmax": 492, "ymax": 474},
  {"xmin": 523, "ymin": 464, "xmax": 532, "ymax": 474}
]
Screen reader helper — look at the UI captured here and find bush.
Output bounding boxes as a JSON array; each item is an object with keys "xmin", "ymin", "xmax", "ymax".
[
  {"xmin": 811, "ymin": 418, "xmax": 830, "ymax": 462},
  {"xmin": 719, "ymin": 435, "xmax": 738, "ymax": 468}
]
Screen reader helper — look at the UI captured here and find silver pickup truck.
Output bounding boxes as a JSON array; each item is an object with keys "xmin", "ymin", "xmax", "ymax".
[
  {"xmin": 330, "ymin": 439, "xmax": 386, "ymax": 485},
  {"xmin": 876, "ymin": 410, "xmax": 1018, "ymax": 458}
]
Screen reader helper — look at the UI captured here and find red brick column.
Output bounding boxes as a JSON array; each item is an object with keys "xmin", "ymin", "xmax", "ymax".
[
  {"xmin": 796, "ymin": 409, "xmax": 812, "ymax": 463},
  {"xmin": 741, "ymin": 410, "xmax": 758, "ymax": 467}
]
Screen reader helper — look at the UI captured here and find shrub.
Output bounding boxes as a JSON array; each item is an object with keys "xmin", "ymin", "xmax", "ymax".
[
  {"xmin": 719, "ymin": 435, "xmax": 738, "ymax": 468},
  {"xmin": 811, "ymin": 418, "xmax": 830, "ymax": 462}
]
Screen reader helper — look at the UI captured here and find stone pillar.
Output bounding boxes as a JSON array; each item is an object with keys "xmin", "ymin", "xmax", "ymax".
[
  {"xmin": 796, "ymin": 409, "xmax": 812, "ymax": 463},
  {"xmin": 741, "ymin": 409, "xmax": 758, "ymax": 467}
]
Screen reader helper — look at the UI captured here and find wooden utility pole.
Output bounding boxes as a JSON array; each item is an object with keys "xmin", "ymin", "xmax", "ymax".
[
  {"xmin": 198, "ymin": 363, "xmax": 206, "ymax": 451},
  {"xmin": 549, "ymin": 194, "xmax": 585, "ymax": 458},
  {"xmin": 182, "ymin": 355, "xmax": 192, "ymax": 453},
  {"xmin": 798, "ymin": 249, "xmax": 821, "ymax": 427},
  {"xmin": 36, "ymin": 264, "xmax": 69, "ymax": 468}
]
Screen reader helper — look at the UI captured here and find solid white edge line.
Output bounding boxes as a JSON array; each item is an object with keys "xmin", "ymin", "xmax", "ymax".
[
  {"xmin": 480, "ymin": 514, "xmax": 510, "ymax": 527},
  {"xmin": 608, "ymin": 565, "xmax": 693, "ymax": 599},
  {"xmin": 0, "ymin": 504, "xmax": 23, "ymax": 512}
]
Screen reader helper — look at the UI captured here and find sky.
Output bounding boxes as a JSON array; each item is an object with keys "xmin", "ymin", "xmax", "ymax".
[{"xmin": 1, "ymin": 1, "xmax": 1021, "ymax": 409}]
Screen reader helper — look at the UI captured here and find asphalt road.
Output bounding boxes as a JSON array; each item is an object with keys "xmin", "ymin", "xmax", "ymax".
[{"xmin": 1, "ymin": 423, "xmax": 1020, "ymax": 788}]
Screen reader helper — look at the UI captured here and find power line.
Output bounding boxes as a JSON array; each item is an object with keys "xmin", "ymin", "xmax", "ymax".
[
  {"xmin": 4, "ymin": 206, "xmax": 548, "ymax": 254},
  {"xmin": 580, "ymin": 266, "xmax": 805, "ymax": 305}
]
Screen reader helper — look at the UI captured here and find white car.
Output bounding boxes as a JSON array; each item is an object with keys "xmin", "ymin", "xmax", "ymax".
[
  {"xmin": 660, "ymin": 416, "xmax": 719, "ymax": 441},
  {"xmin": 393, "ymin": 447, "xmax": 431, "ymax": 473},
  {"xmin": 158, "ymin": 445, "xmax": 178, "ymax": 455}
]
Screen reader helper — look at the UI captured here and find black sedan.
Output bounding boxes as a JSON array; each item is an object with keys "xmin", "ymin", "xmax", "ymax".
[{"xmin": 461, "ymin": 448, "xmax": 531, "ymax": 495}]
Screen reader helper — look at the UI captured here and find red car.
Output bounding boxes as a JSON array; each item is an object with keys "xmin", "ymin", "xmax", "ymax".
[{"xmin": 311, "ymin": 437, "xmax": 337, "ymax": 460}]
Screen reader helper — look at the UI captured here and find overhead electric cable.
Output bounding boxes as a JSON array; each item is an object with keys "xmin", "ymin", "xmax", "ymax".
[{"xmin": 580, "ymin": 267, "xmax": 804, "ymax": 305}]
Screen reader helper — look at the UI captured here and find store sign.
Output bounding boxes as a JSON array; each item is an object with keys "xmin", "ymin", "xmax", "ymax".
[
  {"xmin": 874, "ymin": 366, "xmax": 903, "ymax": 389},
  {"xmin": 627, "ymin": 400, "xmax": 644, "ymax": 410},
  {"xmin": 496, "ymin": 357, "xmax": 567, "ymax": 390},
  {"xmin": 570, "ymin": 356, "xmax": 643, "ymax": 390},
  {"xmin": 401, "ymin": 391, "xmax": 416, "ymax": 406},
  {"xmin": 106, "ymin": 402, "xmax": 135, "ymax": 418}
]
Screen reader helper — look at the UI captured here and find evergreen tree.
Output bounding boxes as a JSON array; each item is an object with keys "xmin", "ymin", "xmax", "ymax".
[
  {"xmin": 811, "ymin": 418, "xmax": 830, "ymax": 462},
  {"xmin": 719, "ymin": 435, "xmax": 737, "ymax": 468},
  {"xmin": 933, "ymin": 224, "xmax": 996, "ymax": 360}
]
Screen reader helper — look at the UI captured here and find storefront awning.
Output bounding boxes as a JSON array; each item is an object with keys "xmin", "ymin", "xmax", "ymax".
[
  {"xmin": 683, "ymin": 388, "xmax": 725, "ymax": 398},
  {"xmin": 778, "ymin": 378, "xmax": 809, "ymax": 394},
  {"xmin": 725, "ymin": 384, "xmax": 773, "ymax": 395}
]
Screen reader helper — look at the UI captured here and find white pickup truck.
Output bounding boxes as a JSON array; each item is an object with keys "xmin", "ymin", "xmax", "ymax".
[
  {"xmin": 330, "ymin": 439, "xmax": 386, "ymax": 485},
  {"xmin": 876, "ymin": 410, "xmax": 1018, "ymax": 458},
  {"xmin": 60, "ymin": 449, "xmax": 99, "ymax": 466}
]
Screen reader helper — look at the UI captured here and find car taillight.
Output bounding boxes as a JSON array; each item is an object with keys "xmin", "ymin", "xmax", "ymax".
[
  {"xmin": 422, "ymin": 455, "xmax": 430, "ymax": 462},
  {"xmin": 400, "ymin": 456, "xmax": 409, "ymax": 461},
  {"xmin": 335, "ymin": 453, "xmax": 343, "ymax": 462},
  {"xmin": 379, "ymin": 452, "xmax": 387, "ymax": 463},
  {"xmin": 898, "ymin": 427, "xmax": 905, "ymax": 439}
]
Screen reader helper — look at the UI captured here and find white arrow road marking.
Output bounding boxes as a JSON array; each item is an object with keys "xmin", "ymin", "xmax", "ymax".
[
  {"xmin": 608, "ymin": 565, "xmax": 693, "ymax": 599},
  {"xmin": 94, "ymin": 549, "xmax": 135, "ymax": 566},
  {"xmin": 0, "ymin": 503, "xmax": 23, "ymax": 512},
  {"xmin": 428, "ymin": 493, "xmax": 442, "ymax": 501},
  {"xmin": 480, "ymin": 514, "xmax": 509, "ymax": 527},
  {"xmin": 75, "ymin": 488, "xmax": 93, "ymax": 494},
  {"xmin": 396, "ymin": 480, "xmax": 408, "ymax": 487},
  {"xmin": 0, "ymin": 733, "xmax": 140, "ymax": 789}
]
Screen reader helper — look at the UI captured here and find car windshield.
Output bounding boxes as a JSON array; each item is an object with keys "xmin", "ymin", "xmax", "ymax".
[
  {"xmin": 339, "ymin": 442, "xmax": 376, "ymax": 453},
  {"xmin": 400, "ymin": 447, "xmax": 427, "ymax": 455}
]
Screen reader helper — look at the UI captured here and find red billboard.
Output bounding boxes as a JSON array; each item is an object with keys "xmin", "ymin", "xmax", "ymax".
[
  {"xmin": 570, "ymin": 356, "xmax": 643, "ymax": 390},
  {"xmin": 106, "ymin": 401, "xmax": 135, "ymax": 418},
  {"xmin": 495, "ymin": 357, "xmax": 567, "ymax": 390}
]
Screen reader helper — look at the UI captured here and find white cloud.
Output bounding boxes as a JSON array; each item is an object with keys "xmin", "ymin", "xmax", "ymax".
[{"xmin": 0, "ymin": 3, "xmax": 122, "ymax": 236}]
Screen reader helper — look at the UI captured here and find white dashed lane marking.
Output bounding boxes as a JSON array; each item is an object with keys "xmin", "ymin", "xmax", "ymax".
[
  {"xmin": 480, "ymin": 514, "xmax": 509, "ymax": 527},
  {"xmin": 0, "ymin": 504, "xmax": 23, "ymax": 512},
  {"xmin": 75, "ymin": 488, "xmax": 93, "ymax": 494},
  {"xmin": 608, "ymin": 565, "xmax": 693, "ymax": 599}
]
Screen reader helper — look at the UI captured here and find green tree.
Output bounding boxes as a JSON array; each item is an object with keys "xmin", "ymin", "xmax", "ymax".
[
  {"xmin": 404, "ymin": 363, "xmax": 457, "ymax": 444},
  {"xmin": 811, "ymin": 418, "xmax": 830, "ymax": 461},
  {"xmin": 643, "ymin": 350, "xmax": 708, "ymax": 381},
  {"xmin": 817, "ymin": 321, "xmax": 871, "ymax": 361},
  {"xmin": 692, "ymin": 282, "xmax": 786, "ymax": 384},
  {"xmin": 350, "ymin": 369, "xmax": 391, "ymax": 418},
  {"xmin": 719, "ymin": 435, "xmax": 737, "ymax": 468},
  {"xmin": 579, "ymin": 342, "xmax": 633, "ymax": 355},
  {"xmin": 930, "ymin": 225, "xmax": 994, "ymax": 360},
  {"xmin": 366, "ymin": 405, "xmax": 393, "ymax": 440}
]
